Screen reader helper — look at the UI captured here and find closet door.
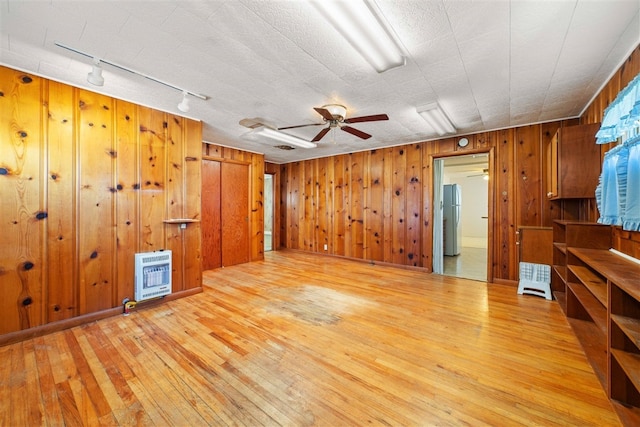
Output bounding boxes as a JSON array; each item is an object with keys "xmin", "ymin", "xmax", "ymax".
[
  {"xmin": 201, "ymin": 159, "xmax": 250, "ymax": 270},
  {"xmin": 221, "ymin": 162, "xmax": 250, "ymax": 266},
  {"xmin": 202, "ymin": 160, "xmax": 221, "ymax": 270}
]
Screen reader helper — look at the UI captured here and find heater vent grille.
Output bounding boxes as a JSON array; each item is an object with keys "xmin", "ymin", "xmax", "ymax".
[{"xmin": 134, "ymin": 250, "xmax": 172, "ymax": 302}]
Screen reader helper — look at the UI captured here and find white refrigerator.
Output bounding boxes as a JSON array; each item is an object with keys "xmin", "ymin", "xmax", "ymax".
[{"xmin": 443, "ymin": 184, "xmax": 461, "ymax": 256}]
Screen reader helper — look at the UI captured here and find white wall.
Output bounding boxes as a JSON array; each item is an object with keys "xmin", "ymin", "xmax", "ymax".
[{"xmin": 443, "ymin": 174, "xmax": 488, "ymax": 249}]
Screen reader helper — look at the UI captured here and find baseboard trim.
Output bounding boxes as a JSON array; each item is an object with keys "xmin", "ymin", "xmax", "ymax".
[{"xmin": 0, "ymin": 287, "xmax": 202, "ymax": 347}]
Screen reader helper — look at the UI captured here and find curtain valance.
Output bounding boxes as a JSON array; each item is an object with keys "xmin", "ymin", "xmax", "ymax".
[{"xmin": 596, "ymin": 73, "xmax": 640, "ymax": 144}]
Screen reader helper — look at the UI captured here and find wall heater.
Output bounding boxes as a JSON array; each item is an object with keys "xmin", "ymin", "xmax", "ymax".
[{"xmin": 134, "ymin": 250, "xmax": 172, "ymax": 301}]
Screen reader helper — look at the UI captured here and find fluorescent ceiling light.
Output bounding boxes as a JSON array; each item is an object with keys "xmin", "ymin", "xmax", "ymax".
[
  {"xmin": 417, "ymin": 103, "xmax": 456, "ymax": 136},
  {"xmin": 253, "ymin": 126, "xmax": 318, "ymax": 149},
  {"xmin": 312, "ymin": 0, "xmax": 405, "ymax": 73}
]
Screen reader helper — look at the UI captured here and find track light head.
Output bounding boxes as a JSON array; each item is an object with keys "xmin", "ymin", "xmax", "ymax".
[
  {"xmin": 87, "ymin": 58, "xmax": 104, "ymax": 86},
  {"xmin": 177, "ymin": 91, "xmax": 190, "ymax": 113}
]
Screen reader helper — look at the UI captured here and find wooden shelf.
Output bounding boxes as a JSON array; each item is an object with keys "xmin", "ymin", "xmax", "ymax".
[
  {"xmin": 163, "ymin": 218, "xmax": 200, "ymax": 224},
  {"xmin": 567, "ymin": 318, "xmax": 607, "ymax": 386},
  {"xmin": 612, "ymin": 349, "xmax": 640, "ymax": 395},
  {"xmin": 554, "ymin": 242, "xmax": 567, "ymax": 254},
  {"xmin": 567, "ymin": 264, "xmax": 607, "ymax": 306},
  {"xmin": 611, "ymin": 314, "xmax": 640, "ymax": 347},
  {"xmin": 566, "ymin": 281, "xmax": 607, "ymax": 333}
]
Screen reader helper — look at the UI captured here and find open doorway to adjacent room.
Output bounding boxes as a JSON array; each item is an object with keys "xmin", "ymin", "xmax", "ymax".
[
  {"xmin": 433, "ymin": 153, "xmax": 489, "ymax": 281},
  {"xmin": 264, "ymin": 173, "xmax": 274, "ymax": 252}
]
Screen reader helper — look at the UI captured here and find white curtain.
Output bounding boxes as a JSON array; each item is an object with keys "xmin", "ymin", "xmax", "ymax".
[
  {"xmin": 432, "ymin": 159, "xmax": 444, "ymax": 274},
  {"xmin": 596, "ymin": 135, "xmax": 640, "ymax": 231}
]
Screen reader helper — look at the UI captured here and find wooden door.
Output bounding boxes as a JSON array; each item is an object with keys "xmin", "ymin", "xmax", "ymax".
[
  {"xmin": 201, "ymin": 160, "xmax": 250, "ymax": 270},
  {"xmin": 202, "ymin": 160, "xmax": 221, "ymax": 270},
  {"xmin": 221, "ymin": 162, "xmax": 250, "ymax": 266}
]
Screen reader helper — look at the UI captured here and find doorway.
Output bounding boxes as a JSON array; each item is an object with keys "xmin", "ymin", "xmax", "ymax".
[
  {"xmin": 264, "ymin": 173, "xmax": 274, "ymax": 252},
  {"xmin": 433, "ymin": 154, "xmax": 489, "ymax": 281}
]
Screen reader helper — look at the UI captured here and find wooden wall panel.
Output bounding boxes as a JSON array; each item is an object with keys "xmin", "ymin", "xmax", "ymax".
[
  {"xmin": 114, "ymin": 99, "xmax": 139, "ymax": 305},
  {"xmin": 165, "ymin": 115, "xmax": 186, "ymax": 292},
  {"xmin": 350, "ymin": 152, "xmax": 365, "ymax": 259},
  {"xmin": 316, "ymin": 158, "xmax": 329, "ymax": 254},
  {"xmin": 0, "ymin": 68, "xmax": 45, "ymax": 333},
  {"xmin": 405, "ymin": 144, "xmax": 422, "ymax": 267},
  {"xmin": 250, "ymin": 153, "xmax": 265, "ymax": 260},
  {"xmin": 0, "ymin": 65, "xmax": 202, "ymax": 337},
  {"xmin": 333, "ymin": 156, "xmax": 346, "ymax": 256},
  {"xmin": 494, "ymin": 129, "xmax": 516, "ymax": 280},
  {"xmin": 183, "ymin": 119, "xmax": 202, "ymax": 289},
  {"xmin": 138, "ymin": 107, "xmax": 166, "ymax": 252},
  {"xmin": 515, "ymin": 125, "xmax": 543, "ymax": 227},
  {"xmin": 366, "ymin": 149, "xmax": 384, "ymax": 261},
  {"xmin": 77, "ymin": 90, "xmax": 115, "ymax": 315},
  {"xmin": 303, "ymin": 160, "xmax": 314, "ymax": 251},
  {"xmin": 391, "ymin": 147, "xmax": 406, "ymax": 265},
  {"xmin": 46, "ymin": 81, "xmax": 77, "ymax": 322}
]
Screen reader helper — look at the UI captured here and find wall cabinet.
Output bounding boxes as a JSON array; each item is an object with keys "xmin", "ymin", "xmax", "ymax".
[{"xmin": 546, "ymin": 123, "xmax": 601, "ymax": 199}]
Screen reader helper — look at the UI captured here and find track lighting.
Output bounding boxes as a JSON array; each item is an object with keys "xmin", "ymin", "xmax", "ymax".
[
  {"xmin": 177, "ymin": 91, "xmax": 190, "ymax": 113},
  {"xmin": 55, "ymin": 42, "xmax": 208, "ymax": 112},
  {"xmin": 87, "ymin": 58, "xmax": 104, "ymax": 86},
  {"xmin": 416, "ymin": 103, "xmax": 456, "ymax": 136}
]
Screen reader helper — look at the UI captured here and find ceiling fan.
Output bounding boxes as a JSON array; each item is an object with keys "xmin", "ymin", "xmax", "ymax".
[
  {"xmin": 467, "ymin": 169, "xmax": 489, "ymax": 179},
  {"xmin": 278, "ymin": 104, "xmax": 389, "ymax": 142}
]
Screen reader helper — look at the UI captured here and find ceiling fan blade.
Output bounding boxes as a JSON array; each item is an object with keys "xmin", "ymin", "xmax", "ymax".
[
  {"xmin": 312, "ymin": 127, "xmax": 331, "ymax": 142},
  {"xmin": 344, "ymin": 114, "xmax": 389, "ymax": 124},
  {"xmin": 341, "ymin": 126, "xmax": 371, "ymax": 140},
  {"xmin": 314, "ymin": 107, "xmax": 335, "ymax": 121},
  {"xmin": 278, "ymin": 122, "xmax": 324, "ymax": 130}
]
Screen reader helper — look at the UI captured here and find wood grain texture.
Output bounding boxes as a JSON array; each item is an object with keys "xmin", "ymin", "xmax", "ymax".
[
  {"xmin": 0, "ymin": 251, "xmax": 622, "ymax": 426},
  {"xmin": 46, "ymin": 80, "xmax": 77, "ymax": 322},
  {"xmin": 0, "ymin": 67, "xmax": 45, "ymax": 333},
  {"xmin": 0, "ymin": 65, "xmax": 202, "ymax": 336},
  {"xmin": 77, "ymin": 90, "xmax": 115, "ymax": 315}
]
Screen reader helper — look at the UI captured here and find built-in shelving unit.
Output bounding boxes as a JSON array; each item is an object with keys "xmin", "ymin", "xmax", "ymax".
[{"xmin": 553, "ymin": 220, "xmax": 640, "ymax": 426}]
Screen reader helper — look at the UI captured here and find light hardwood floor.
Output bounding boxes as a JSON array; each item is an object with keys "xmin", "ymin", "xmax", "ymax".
[{"xmin": 0, "ymin": 250, "xmax": 621, "ymax": 426}]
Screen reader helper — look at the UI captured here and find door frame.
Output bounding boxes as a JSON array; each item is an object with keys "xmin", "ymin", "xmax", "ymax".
[{"xmin": 431, "ymin": 148, "xmax": 495, "ymax": 282}]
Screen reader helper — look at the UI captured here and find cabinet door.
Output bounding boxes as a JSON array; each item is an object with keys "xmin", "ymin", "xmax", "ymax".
[
  {"xmin": 518, "ymin": 227, "xmax": 553, "ymax": 265},
  {"xmin": 548, "ymin": 123, "xmax": 601, "ymax": 199}
]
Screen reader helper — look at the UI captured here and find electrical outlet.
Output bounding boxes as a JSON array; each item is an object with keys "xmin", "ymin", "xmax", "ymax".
[{"xmin": 324, "ymin": 244, "xmax": 328, "ymax": 251}]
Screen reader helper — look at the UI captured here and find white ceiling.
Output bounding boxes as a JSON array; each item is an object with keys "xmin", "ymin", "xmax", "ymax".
[{"xmin": 1, "ymin": 0, "xmax": 639, "ymax": 163}]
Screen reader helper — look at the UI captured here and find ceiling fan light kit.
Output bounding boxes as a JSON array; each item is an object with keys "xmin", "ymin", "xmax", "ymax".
[
  {"xmin": 417, "ymin": 103, "xmax": 456, "ymax": 136},
  {"xmin": 277, "ymin": 104, "xmax": 389, "ymax": 143},
  {"xmin": 252, "ymin": 126, "xmax": 318, "ymax": 149},
  {"xmin": 311, "ymin": 0, "xmax": 405, "ymax": 73}
]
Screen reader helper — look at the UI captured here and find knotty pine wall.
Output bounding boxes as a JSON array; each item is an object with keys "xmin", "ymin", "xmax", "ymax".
[
  {"xmin": 201, "ymin": 143, "xmax": 266, "ymax": 262},
  {"xmin": 0, "ymin": 65, "xmax": 202, "ymax": 337},
  {"xmin": 276, "ymin": 123, "xmax": 574, "ymax": 283}
]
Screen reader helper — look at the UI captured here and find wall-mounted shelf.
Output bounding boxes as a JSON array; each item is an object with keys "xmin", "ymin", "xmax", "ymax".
[
  {"xmin": 163, "ymin": 219, "xmax": 200, "ymax": 229},
  {"xmin": 163, "ymin": 219, "xmax": 200, "ymax": 224}
]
